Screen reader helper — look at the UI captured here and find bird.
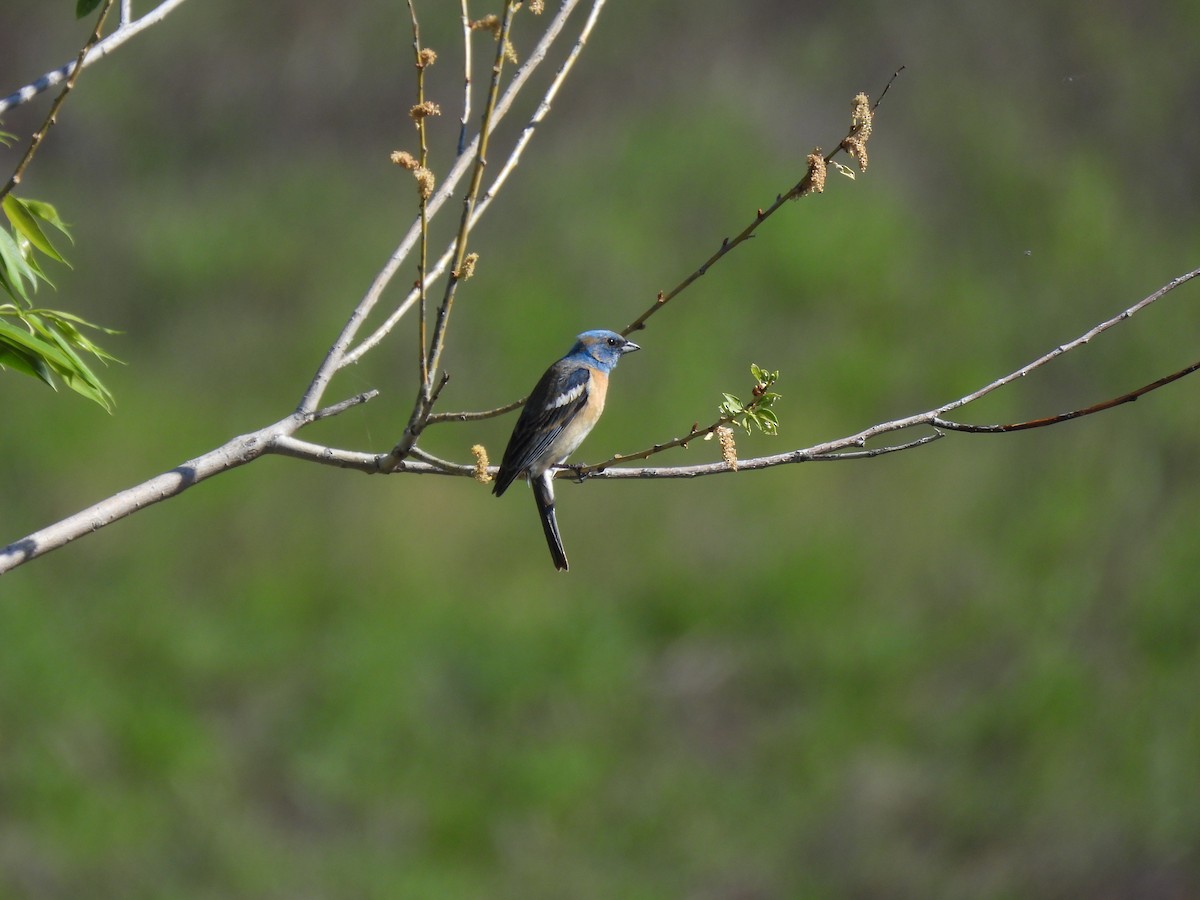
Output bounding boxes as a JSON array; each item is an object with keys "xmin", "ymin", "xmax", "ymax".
[{"xmin": 492, "ymin": 329, "xmax": 641, "ymax": 571}]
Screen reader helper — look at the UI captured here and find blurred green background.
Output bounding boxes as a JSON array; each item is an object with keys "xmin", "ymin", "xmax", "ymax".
[{"xmin": 3, "ymin": 1, "xmax": 1200, "ymax": 896}]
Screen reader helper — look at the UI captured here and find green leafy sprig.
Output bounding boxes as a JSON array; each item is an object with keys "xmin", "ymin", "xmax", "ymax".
[
  {"xmin": 0, "ymin": 196, "xmax": 119, "ymax": 410},
  {"xmin": 719, "ymin": 364, "xmax": 781, "ymax": 435}
]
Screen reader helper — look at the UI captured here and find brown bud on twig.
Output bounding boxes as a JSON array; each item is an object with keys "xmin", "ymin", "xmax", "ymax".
[
  {"xmin": 840, "ymin": 92, "xmax": 873, "ymax": 172},
  {"xmin": 806, "ymin": 150, "xmax": 827, "ymax": 193},
  {"xmin": 460, "ymin": 252, "xmax": 479, "ymax": 280},
  {"xmin": 470, "ymin": 445, "xmax": 492, "ymax": 484},
  {"xmin": 391, "ymin": 150, "xmax": 419, "ymax": 170},
  {"xmin": 469, "ymin": 14, "xmax": 502, "ymax": 37},
  {"xmin": 414, "ymin": 166, "xmax": 436, "ymax": 200},
  {"xmin": 409, "ymin": 100, "xmax": 442, "ymax": 122},
  {"xmin": 717, "ymin": 426, "xmax": 738, "ymax": 471}
]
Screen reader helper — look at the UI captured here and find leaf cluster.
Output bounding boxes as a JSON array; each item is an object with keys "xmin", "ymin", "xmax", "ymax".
[
  {"xmin": 0, "ymin": 196, "xmax": 119, "ymax": 410},
  {"xmin": 720, "ymin": 364, "xmax": 782, "ymax": 436}
]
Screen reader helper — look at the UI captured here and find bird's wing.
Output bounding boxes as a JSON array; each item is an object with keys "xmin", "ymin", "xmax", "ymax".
[{"xmin": 493, "ymin": 364, "xmax": 591, "ymax": 495}]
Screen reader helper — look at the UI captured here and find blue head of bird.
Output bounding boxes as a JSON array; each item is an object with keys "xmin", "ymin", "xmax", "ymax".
[{"xmin": 571, "ymin": 330, "xmax": 641, "ymax": 371}]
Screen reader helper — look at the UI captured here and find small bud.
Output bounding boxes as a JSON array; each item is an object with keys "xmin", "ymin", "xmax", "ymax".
[
  {"xmin": 841, "ymin": 137, "xmax": 869, "ymax": 171},
  {"xmin": 806, "ymin": 150, "xmax": 827, "ymax": 194},
  {"xmin": 409, "ymin": 100, "xmax": 442, "ymax": 122},
  {"xmin": 850, "ymin": 92, "xmax": 873, "ymax": 140},
  {"xmin": 529, "ymin": 0, "xmax": 545, "ymax": 12},
  {"xmin": 717, "ymin": 426, "xmax": 738, "ymax": 471},
  {"xmin": 469, "ymin": 14, "xmax": 501, "ymax": 38},
  {"xmin": 840, "ymin": 92, "xmax": 873, "ymax": 172},
  {"xmin": 460, "ymin": 252, "xmax": 479, "ymax": 280},
  {"xmin": 471, "ymin": 444, "xmax": 492, "ymax": 484},
  {"xmin": 502, "ymin": 39, "xmax": 518, "ymax": 65},
  {"xmin": 418, "ymin": 48, "xmax": 438, "ymax": 68},
  {"xmin": 414, "ymin": 166, "xmax": 435, "ymax": 200},
  {"xmin": 391, "ymin": 150, "xmax": 419, "ymax": 169}
]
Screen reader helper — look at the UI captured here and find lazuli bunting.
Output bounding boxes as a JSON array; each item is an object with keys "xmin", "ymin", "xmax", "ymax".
[{"xmin": 493, "ymin": 329, "xmax": 641, "ymax": 571}]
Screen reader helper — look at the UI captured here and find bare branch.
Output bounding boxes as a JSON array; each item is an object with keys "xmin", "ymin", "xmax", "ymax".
[
  {"xmin": 0, "ymin": 418, "xmax": 294, "ymax": 575},
  {"xmin": 459, "ymin": 0, "xmax": 473, "ymax": 156},
  {"xmin": 267, "ymin": 435, "xmax": 456, "ymax": 477},
  {"xmin": 929, "ymin": 266, "xmax": 1200, "ymax": 419},
  {"xmin": 0, "ymin": 0, "xmax": 194, "ymax": 115},
  {"xmin": 622, "ymin": 79, "xmax": 892, "ymax": 337},
  {"xmin": 1, "ymin": 0, "xmax": 116, "ymax": 205},
  {"xmin": 409, "ymin": 446, "xmax": 473, "ymax": 474},
  {"xmin": 298, "ymin": 0, "xmax": 588, "ymax": 411},
  {"xmin": 575, "ymin": 431, "xmax": 947, "ymax": 479},
  {"xmin": 581, "ymin": 266, "xmax": 1200, "ymax": 479},
  {"xmin": 0, "ymin": 387, "xmax": 378, "ymax": 574},
  {"xmin": 267, "ymin": 436, "xmax": 380, "ymax": 472},
  {"xmin": 934, "ymin": 358, "xmax": 1200, "ymax": 433},
  {"xmin": 428, "ymin": 396, "xmax": 526, "ymax": 425},
  {"xmin": 406, "ymin": 0, "xmax": 433, "ymax": 387},
  {"xmin": 421, "ymin": 1, "xmax": 520, "ymax": 393},
  {"xmin": 308, "ymin": 390, "xmax": 380, "ymax": 423},
  {"xmin": 337, "ymin": 0, "xmax": 595, "ymax": 368}
]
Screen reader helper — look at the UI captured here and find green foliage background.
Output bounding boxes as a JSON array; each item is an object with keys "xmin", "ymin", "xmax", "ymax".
[{"xmin": 2, "ymin": 1, "xmax": 1200, "ymax": 896}]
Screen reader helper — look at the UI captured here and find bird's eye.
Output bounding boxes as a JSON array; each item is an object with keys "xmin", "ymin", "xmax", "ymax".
[{"xmin": 607, "ymin": 337, "xmax": 619, "ymax": 346}]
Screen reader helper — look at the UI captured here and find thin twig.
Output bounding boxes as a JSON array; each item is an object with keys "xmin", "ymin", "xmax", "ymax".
[
  {"xmin": 423, "ymin": 1, "xmax": 518, "ymax": 386},
  {"xmin": 382, "ymin": 1, "xmax": 522, "ymax": 467},
  {"xmin": 428, "ymin": 396, "xmax": 526, "ymax": 424},
  {"xmin": 874, "ymin": 66, "xmax": 905, "ymax": 110},
  {"xmin": 0, "ymin": 0, "xmax": 116, "ymax": 205},
  {"xmin": 267, "ymin": 435, "xmax": 455, "ymax": 475},
  {"xmin": 930, "ymin": 267, "xmax": 1200, "ymax": 419},
  {"xmin": 578, "ymin": 406, "xmax": 758, "ymax": 475},
  {"xmin": 934, "ymin": 358, "xmax": 1200, "ymax": 433},
  {"xmin": 459, "ymin": 0, "xmax": 473, "ymax": 156},
  {"xmin": 308, "ymin": 390, "xmax": 379, "ymax": 422},
  {"xmin": 0, "ymin": 0, "xmax": 193, "ymax": 115},
  {"xmin": 343, "ymin": 0, "xmax": 605, "ymax": 370},
  {"xmin": 584, "ymin": 267, "xmax": 1200, "ymax": 477},
  {"xmin": 575, "ymin": 431, "xmax": 947, "ymax": 478},
  {"xmin": 811, "ymin": 430, "xmax": 941, "ymax": 460},
  {"xmin": 408, "ymin": 446, "xmax": 471, "ymax": 474},
  {"xmin": 621, "ymin": 77, "xmax": 895, "ymax": 337},
  {"xmin": 298, "ymin": 0, "xmax": 586, "ymax": 409},
  {"xmin": 407, "ymin": 0, "xmax": 432, "ymax": 386}
]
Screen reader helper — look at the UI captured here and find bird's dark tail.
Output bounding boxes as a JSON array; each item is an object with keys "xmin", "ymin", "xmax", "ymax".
[{"xmin": 532, "ymin": 472, "xmax": 569, "ymax": 571}]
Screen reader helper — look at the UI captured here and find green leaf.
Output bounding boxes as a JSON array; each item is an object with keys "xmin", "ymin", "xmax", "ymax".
[
  {"xmin": 27, "ymin": 315, "xmax": 115, "ymax": 411},
  {"xmin": 60, "ymin": 366, "xmax": 114, "ymax": 410},
  {"xmin": 0, "ymin": 228, "xmax": 37, "ymax": 301},
  {"xmin": 0, "ymin": 344, "xmax": 57, "ymax": 388},
  {"xmin": 36, "ymin": 306, "xmax": 121, "ymax": 336},
  {"xmin": 37, "ymin": 311, "xmax": 122, "ymax": 363},
  {"xmin": 22, "ymin": 199, "xmax": 73, "ymax": 242},
  {"xmin": 76, "ymin": 0, "xmax": 103, "ymax": 18},
  {"xmin": 3, "ymin": 195, "xmax": 67, "ymax": 264},
  {"xmin": 0, "ymin": 316, "xmax": 75, "ymax": 369}
]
